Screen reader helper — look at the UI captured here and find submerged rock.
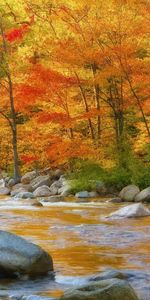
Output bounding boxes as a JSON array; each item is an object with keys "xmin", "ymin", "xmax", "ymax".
[
  {"xmin": 41, "ymin": 195, "xmax": 65, "ymax": 202},
  {"xmin": 89, "ymin": 269, "xmax": 127, "ymax": 282},
  {"xmin": 119, "ymin": 185, "xmax": 140, "ymax": 202},
  {"xmin": 108, "ymin": 203, "xmax": 150, "ymax": 219},
  {"xmin": 60, "ymin": 278, "xmax": 139, "ymax": 300},
  {"xmin": 14, "ymin": 192, "xmax": 35, "ymax": 199},
  {"xmin": 0, "ymin": 231, "xmax": 53, "ymax": 277}
]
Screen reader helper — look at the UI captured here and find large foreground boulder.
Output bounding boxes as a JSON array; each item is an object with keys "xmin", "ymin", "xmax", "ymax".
[
  {"xmin": 60, "ymin": 278, "xmax": 139, "ymax": 300},
  {"xmin": 0, "ymin": 231, "xmax": 53, "ymax": 277},
  {"xmin": 119, "ymin": 185, "xmax": 140, "ymax": 202},
  {"xmin": 108, "ymin": 203, "xmax": 150, "ymax": 219},
  {"xmin": 134, "ymin": 187, "xmax": 150, "ymax": 203}
]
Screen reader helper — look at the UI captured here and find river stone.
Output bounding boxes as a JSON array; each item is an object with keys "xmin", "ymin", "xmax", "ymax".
[
  {"xmin": 7, "ymin": 178, "xmax": 16, "ymax": 188},
  {"xmin": 31, "ymin": 175, "xmax": 51, "ymax": 191},
  {"xmin": 33, "ymin": 186, "xmax": 52, "ymax": 197},
  {"xmin": 14, "ymin": 192, "xmax": 35, "ymax": 199},
  {"xmin": 134, "ymin": 187, "xmax": 150, "ymax": 203},
  {"xmin": 0, "ymin": 230, "xmax": 53, "ymax": 277},
  {"xmin": 108, "ymin": 203, "xmax": 150, "ymax": 219},
  {"xmin": 119, "ymin": 185, "xmax": 140, "ymax": 202},
  {"xmin": 0, "ymin": 179, "xmax": 5, "ymax": 188},
  {"xmin": 58, "ymin": 179, "xmax": 71, "ymax": 196},
  {"xmin": 21, "ymin": 171, "xmax": 37, "ymax": 185},
  {"xmin": 11, "ymin": 183, "xmax": 33, "ymax": 197},
  {"xmin": 60, "ymin": 278, "xmax": 139, "ymax": 300},
  {"xmin": 89, "ymin": 269, "xmax": 127, "ymax": 282},
  {"xmin": 14, "ymin": 296, "xmax": 56, "ymax": 300},
  {"xmin": 88, "ymin": 191, "xmax": 99, "ymax": 198},
  {"xmin": 41, "ymin": 195, "xmax": 65, "ymax": 202},
  {"xmin": 108, "ymin": 198, "xmax": 123, "ymax": 203},
  {"xmin": 75, "ymin": 191, "xmax": 89, "ymax": 198},
  {"xmin": 0, "ymin": 187, "xmax": 10, "ymax": 195}
]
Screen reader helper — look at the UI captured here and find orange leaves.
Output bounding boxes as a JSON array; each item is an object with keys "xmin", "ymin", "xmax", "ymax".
[{"xmin": 15, "ymin": 84, "xmax": 45, "ymax": 111}]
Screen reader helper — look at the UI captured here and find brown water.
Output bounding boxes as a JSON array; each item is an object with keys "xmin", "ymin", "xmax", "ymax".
[{"xmin": 0, "ymin": 198, "xmax": 150, "ymax": 300}]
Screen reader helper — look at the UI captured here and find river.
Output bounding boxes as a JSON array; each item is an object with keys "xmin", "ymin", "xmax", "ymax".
[{"xmin": 0, "ymin": 198, "xmax": 149, "ymax": 300}]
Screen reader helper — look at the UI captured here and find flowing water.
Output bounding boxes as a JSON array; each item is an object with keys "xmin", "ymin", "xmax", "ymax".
[{"xmin": 0, "ymin": 198, "xmax": 150, "ymax": 300}]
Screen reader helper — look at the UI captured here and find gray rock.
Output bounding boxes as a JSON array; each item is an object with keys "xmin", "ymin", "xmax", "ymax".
[
  {"xmin": 119, "ymin": 185, "xmax": 140, "ymax": 202},
  {"xmin": 0, "ymin": 231, "xmax": 53, "ymax": 277},
  {"xmin": 108, "ymin": 198, "xmax": 123, "ymax": 203},
  {"xmin": 41, "ymin": 195, "xmax": 65, "ymax": 202},
  {"xmin": 75, "ymin": 191, "xmax": 89, "ymax": 198},
  {"xmin": 60, "ymin": 278, "xmax": 139, "ymax": 300},
  {"xmin": 13, "ymin": 295, "xmax": 56, "ymax": 300},
  {"xmin": 88, "ymin": 191, "xmax": 99, "ymax": 198},
  {"xmin": 21, "ymin": 171, "xmax": 37, "ymax": 185},
  {"xmin": 33, "ymin": 185, "xmax": 52, "ymax": 197},
  {"xmin": 31, "ymin": 175, "xmax": 51, "ymax": 191},
  {"xmin": 89, "ymin": 269, "xmax": 127, "ymax": 281},
  {"xmin": 0, "ymin": 187, "xmax": 10, "ymax": 195},
  {"xmin": 95, "ymin": 181, "xmax": 107, "ymax": 195},
  {"xmin": 14, "ymin": 192, "xmax": 35, "ymax": 199},
  {"xmin": 58, "ymin": 179, "xmax": 71, "ymax": 196},
  {"xmin": 11, "ymin": 183, "xmax": 33, "ymax": 197},
  {"xmin": 134, "ymin": 187, "xmax": 150, "ymax": 203},
  {"xmin": 0, "ymin": 179, "xmax": 5, "ymax": 188},
  {"xmin": 7, "ymin": 178, "xmax": 15, "ymax": 188},
  {"xmin": 108, "ymin": 203, "xmax": 150, "ymax": 219}
]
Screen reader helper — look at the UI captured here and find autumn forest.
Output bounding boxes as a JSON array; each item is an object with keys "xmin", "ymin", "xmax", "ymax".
[{"xmin": 0, "ymin": 0, "xmax": 150, "ymax": 187}]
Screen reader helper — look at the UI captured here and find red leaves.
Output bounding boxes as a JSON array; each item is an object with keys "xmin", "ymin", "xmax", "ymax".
[
  {"xmin": 38, "ymin": 112, "xmax": 72, "ymax": 125},
  {"xmin": 5, "ymin": 24, "xmax": 29, "ymax": 43},
  {"xmin": 21, "ymin": 155, "xmax": 38, "ymax": 164}
]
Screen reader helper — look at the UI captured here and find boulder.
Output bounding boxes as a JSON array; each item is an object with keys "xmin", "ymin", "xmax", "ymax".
[
  {"xmin": 0, "ymin": 230, "xmax": 53, "ymax": 277},
  {"xmin": 7, "ymin": 178, "xmax": 15, "ymax": 188},
  {"xmin": 108, "ymin": 203, "xmax": 150, "ymax": 219},
  {"xmin": 49, "ymin": 181, "xmax": 59, "ymax": 195},
  {"xmin": 11, "ymin": 183, "xmax": 33, "ymax": 197},
  {"xmin": 41, "ymin": 195, "xmax": 65, "ymax": 202},
  {"xmin": 60, "ymin": 278, "xmax": 139, "ymax": 300},
  {"xmin": 11, "ymin": 295, "xmax": 58, "ymax": 300},
  {"xmin": 16, "ymin": 199, "xmax": 43, "ymax": 207},
  {"xmin": 33, "ymin": 186, "xmax": 52, "ymax": 197},
  {"xmin": 119, "ymin": 185, "xmax": 140, "ymax": 202},
  {"xmin": 14, "ymin": 192, "xmax": 35, "ymax": 199},
  {"xmin": 134, "ymin": 187, "xmax": 150, "ymax": 203},
  {"xmin": 89, "ymin": 269, "xmax": 127, "ymax": 282},
  {"xmin": 31, "ymin": 175, "xmax": 51, "ymax": 191},
  {"xmin": 0, "ymin": 179, "xmax": 5, "ymax": 188},
  {"xmin": 0, "ymin": 187, "xmax": 10, "ymax": 196},
  {"xmin": 21, "ymin": 171, "xmax": 37, "ymax": 185},
  {"xmin": 88, "ymin": 191, "xmax": 99, "ymax": 198},
  {"xmin": 108, "ymin": 198, "xmax": 123, "ymax": 203},
  {"xmin": 75, "ymin": 191, "xmax": 89, "ymax": 198},
  {"xmin": 14, "ymin": 295, "xmax": 56, "ymax": 300},
  {"xmin": 95, "ymin": 181, "xmax": 107, "ymax": 195},
  {"xmin": 58, "ymin": 178, "xmax": 71, "ymax": 196}
]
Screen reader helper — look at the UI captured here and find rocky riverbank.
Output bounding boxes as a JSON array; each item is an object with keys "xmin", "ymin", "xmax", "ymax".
[{"xmin": 0, "ymin": 169, "xmax": 150, "ymax": 205}]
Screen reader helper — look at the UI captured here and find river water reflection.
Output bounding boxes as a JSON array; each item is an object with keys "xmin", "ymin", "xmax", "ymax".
[{"xmin": 0, "ymin": 199, "xmax": 149, "ymax": 300}]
